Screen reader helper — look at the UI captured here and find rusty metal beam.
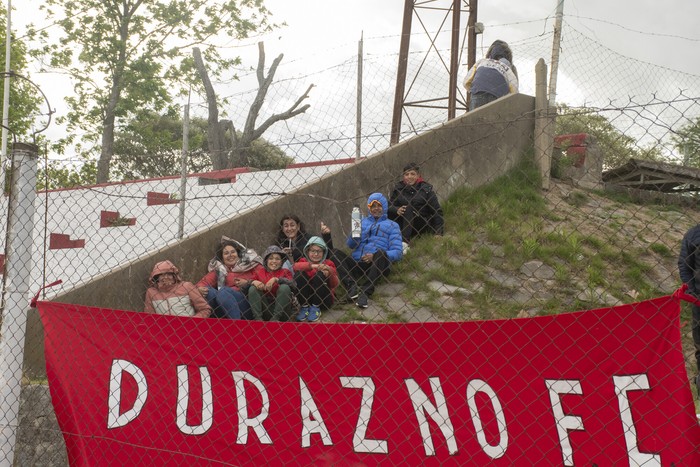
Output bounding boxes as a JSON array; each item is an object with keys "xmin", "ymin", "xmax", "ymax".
[
  {"xmin": 467, "ymin": 0, "xmax": 477, "ymax": 69},
  {"xmin": 390, "ymin": 0, "xmax": 476, "ymax": 146},
  {"xmin": 448, "ymin": 0, "xmax": 460, "ymax": 119},
  {"xmin": 390, "ymin": 0, "xmax": 414, "ymax": 146}
]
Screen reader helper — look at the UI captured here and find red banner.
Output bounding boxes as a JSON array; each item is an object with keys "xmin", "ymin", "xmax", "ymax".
[{"xmin": 39, "ymin": 296, "xmax": 700, "ymax": 465}]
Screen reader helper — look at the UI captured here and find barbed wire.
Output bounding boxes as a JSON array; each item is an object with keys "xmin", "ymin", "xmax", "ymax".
[
  {"xmin": 566, "ymin": 14, "xmax": 700, "ymax": 42},
  {"xmin": 6, "ymin": 13, "xmax": 700, "ymax": 463}
]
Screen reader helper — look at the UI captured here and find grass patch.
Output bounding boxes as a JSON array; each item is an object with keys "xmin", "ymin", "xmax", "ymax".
[
  {"xmin": 382, "ymin": 150, "xmax": 698, "ymax": 404},
  {"xmin": 384, "ymin": 312, "xmax": 408, "ymax": 323},
  {"xmin": 565, "ymin": 190, "xmax": 589, "ymax": 207},
  {"xmin": 336, "ymin": 307, "xmax": 366, "ymax": 323},
  {"xmin": 649, "ymin": 243, "xmax": 672, "ymax": 257},
  {"xmin": 554, "ymin": 264, "xmax": 570, "ymax": 284},
  {"xmin": 476, "ymin": 246, "xmax": 493, "ymax": 265}
]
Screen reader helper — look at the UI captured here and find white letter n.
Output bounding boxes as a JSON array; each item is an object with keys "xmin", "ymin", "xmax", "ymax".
[{"xmin": 406, "ymin": 377, "xmax": 458, "ymax": 456}]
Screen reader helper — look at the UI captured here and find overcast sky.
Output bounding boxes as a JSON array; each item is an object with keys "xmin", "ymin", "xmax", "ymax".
[
  {"xmin": 14, "ymin": 0, "xmax": 700, "ymax": 157},
  {"xmin": 251, "ymin": 0, "xmax": 700, "ymax": 73}
]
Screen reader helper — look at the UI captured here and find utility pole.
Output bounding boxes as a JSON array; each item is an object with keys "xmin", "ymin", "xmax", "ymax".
[
  {"xmin": 1, "ymin": 0, "xmax": 12, "ymax": 194},
  {"xmin": 548, "ymin": 0, "xmax": 565, "ymax": 108},
  {"xmin": 177, "ymin": 93, "xmax": 191, "ymax": 240},
  {"xmin": 356, "ymin": 32, "xmax": 363, "ymax": 160},
  {"xmin": 447, "ymin": 0, "xmax": 460, "ymax": 119},
  {"xmin": 0, "ymin": 142, "xmax": 39, "ymax": 467}
]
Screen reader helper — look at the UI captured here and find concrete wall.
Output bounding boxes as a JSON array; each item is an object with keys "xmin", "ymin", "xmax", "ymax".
[
  {"xmin": 16, "ymin": 385, "xmax": 67, "ymax": 466},
  {"xmin": 23, "ymin": 93, "xmax": 535, "ymax": 377}
]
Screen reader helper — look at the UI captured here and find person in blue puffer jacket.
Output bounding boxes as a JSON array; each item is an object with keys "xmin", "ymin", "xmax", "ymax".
[{"xmin": 339, "ymin": 193, "xmax": 403, "ymax": 308}]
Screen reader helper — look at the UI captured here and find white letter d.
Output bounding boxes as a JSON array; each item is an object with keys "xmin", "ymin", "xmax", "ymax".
[{"xmin": 107, "ymin": 359, "xmax": 148, "ymax": 429}]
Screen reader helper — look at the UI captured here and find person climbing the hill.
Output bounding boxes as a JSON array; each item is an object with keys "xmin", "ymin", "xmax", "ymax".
[
  {"xmin": 144, "ymin": 260, "xmax": 211, "ymax": 318},
  {"xmin": 464, "ymin": 39, "xmax": 518, "ymax": 111}
]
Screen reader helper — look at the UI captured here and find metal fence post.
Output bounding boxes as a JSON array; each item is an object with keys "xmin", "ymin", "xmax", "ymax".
[
  {"xmin": 535, "ymin": 58, "xmax": 553, "ymax": 190},
  {"xmin": 356, "ymin": 32, "xmax": 363, "ymax": 161},
  {"xmin": 0, "ymin": 142, "xmax": 39, "ymax": 466},
  {"xmin": 178, "ymin": 100, "xmax": 190, "ymax": 240}
]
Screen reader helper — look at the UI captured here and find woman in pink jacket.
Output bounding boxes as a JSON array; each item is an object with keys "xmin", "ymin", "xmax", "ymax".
[{"xmin": 144, "ymin": 260, "xmax": 211, "ymax": 318}]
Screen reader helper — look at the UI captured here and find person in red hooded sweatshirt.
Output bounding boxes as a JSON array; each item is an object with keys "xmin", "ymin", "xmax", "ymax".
[
  {"xmin": 293, "ymin": 236, "xmax": 338, "ymax": 322},
  {"xmin": 144, "ymin": 260, "xmax": 211, "ymax": 318},
  {"xmin": 247, "ymin": 245, "xmax": 296, "ymax": 321}
]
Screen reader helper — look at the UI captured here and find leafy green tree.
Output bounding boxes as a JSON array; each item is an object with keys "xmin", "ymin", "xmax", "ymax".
[
  {"xmin": 37, "ymin": 156, "xmax": 97, "ymax": 191},
  {"xmin": 245, "ymin": 136, "xmax": 294, "ymax": 171},
  {"xmin": 673, "ymin": 117, "xmax": 700, "ymax": 167},
  {"xmin": 29, "ymin": 0, "xmax": 274, "ymax": 183},
  {"xmin": 112, "ymin": 109, "xmax": 293, "ymax": 181},
  {"xmin": 556, "ymin": 105, "xmax": 662, "ymax": 169},
  {"xmin": 112, "ymin": 108, "xmax": 211, "ymax": 181},
  {"xmin": 0, "ymin": 10, "xmax": 42, "ymax": 142}
]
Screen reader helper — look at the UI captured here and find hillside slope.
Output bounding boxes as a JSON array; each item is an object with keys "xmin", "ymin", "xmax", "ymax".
[{"xmin": 323, "ymin": 161, "xmax": 698, "ymax": 400}]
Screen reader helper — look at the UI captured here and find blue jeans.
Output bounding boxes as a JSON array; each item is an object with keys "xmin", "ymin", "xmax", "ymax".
[
  {"xmin": 469, "ymin": 92, "xmax": 498, "ymax": 111},
  {"xmin": 206, "ymin": 286, "xmax": 251, "ymax": 320}
]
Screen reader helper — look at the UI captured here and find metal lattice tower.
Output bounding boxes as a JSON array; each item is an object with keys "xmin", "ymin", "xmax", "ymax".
[{"xmin": 390, "ymin": 0, "xmax": 478, "ymax": 145}]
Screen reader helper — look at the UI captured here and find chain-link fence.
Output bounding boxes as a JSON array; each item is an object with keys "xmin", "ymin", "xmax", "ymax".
[{"xmin": 2, "ymin": 19, "xmax": 700, "ymax": 465}]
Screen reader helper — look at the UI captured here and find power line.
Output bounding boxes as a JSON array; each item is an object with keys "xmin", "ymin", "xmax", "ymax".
[{"xmin": 567, "ymin": 14, "xmax": 700, "ymax": 42}]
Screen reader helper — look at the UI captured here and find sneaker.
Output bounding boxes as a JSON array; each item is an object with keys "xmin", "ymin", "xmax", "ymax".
[
  {"xmin": 356, "ymin": 294, "xmax": 368, "ymax": 308},
  {"xmin": 402, "ymin": 241, "xmax": 410, "ymax": 255},
  {"xmin": 296, "ymin": 306, "xmax": 309, "ymax": 322},
  {"xmin": 307, "ymin": 305, "xmax": 321, "ymax": 322},
  {"xmin": 346, "ymin": 284, "xmax": 359, "ymax": 302}
]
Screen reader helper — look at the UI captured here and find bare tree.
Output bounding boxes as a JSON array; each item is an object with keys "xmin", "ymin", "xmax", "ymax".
[{"xmin": 193, "ymin": 43, "xmax": 313, "ymax": 169}]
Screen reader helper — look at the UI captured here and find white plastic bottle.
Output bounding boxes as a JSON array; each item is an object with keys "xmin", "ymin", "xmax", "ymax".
[{"xmin": 351, "ymin": 205, "xmax": 362, "ymax": 238}]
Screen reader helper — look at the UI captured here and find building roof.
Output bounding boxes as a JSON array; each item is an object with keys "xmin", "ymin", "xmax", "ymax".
[
  {"xmin": 602, "ymin": 158, "xmax": 700, "ymax": 193},
  {"xmin": 1, "ymin": 159, "xmax": 357, "ymax": 300}
]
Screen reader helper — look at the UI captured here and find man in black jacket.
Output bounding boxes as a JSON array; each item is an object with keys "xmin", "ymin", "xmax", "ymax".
[
  {"xmin": 388, "ymin": 162, "xmax": 444, "ymax": 245},
  {"xmin": 678, "ymin": 223, "xmax": 700, "ymax": 397}
]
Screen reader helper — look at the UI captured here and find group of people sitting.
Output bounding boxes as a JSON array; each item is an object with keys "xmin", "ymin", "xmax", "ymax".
[{"xmin": 144, "ymin": 162, "xmax": 444, "ymax": 322}]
